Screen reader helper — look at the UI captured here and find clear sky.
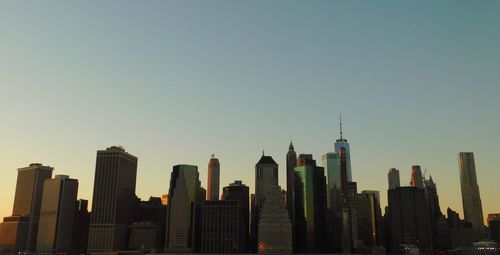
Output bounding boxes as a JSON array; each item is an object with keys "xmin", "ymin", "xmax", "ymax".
[{"xmin": 1, "ymin": 1, "xmax": 499, "ymax": 223}]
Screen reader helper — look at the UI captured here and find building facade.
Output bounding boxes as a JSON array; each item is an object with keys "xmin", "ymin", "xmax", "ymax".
[
  {"xmin": 87, "ymin": 146, "xmax": 138, "ymax": 252},
  {"xmin": 222, "ymin": 180, "xmax": 249, "ymax": 252},
  {"xmin": 200, "ymin": 200, "xmax": 243, "ymax": 253},
  {"xmin": 410, "ymin": 165, "xmax": 424, "ymax": 189},
  {"xmin": 286, "ymin": 142, "xmax": 297, "ymax": 225}
]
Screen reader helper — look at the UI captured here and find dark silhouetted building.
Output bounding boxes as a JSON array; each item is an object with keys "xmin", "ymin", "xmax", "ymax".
[
  {"xmin": 489, "ymin": 217, "xmax": 500, "ymax": 245},
  {"xmin": 164, "ymin": 164, "xmax": 201, "ymax": 253},
  {"xmin": 87, "ymin": 146, "xmax": 138, "ymax": 252},
  {"xmin": 458, "ymin": 152, "xmax": 485, "ymax": 238},
  {"xmin": 71, "ymin": 199, "xmax": 89, "ymax": 255},
  {"xmin": 36, "ymin": 175, "xmax": 78, "ymax": 253},
  {"xmin": 128, "ymin": 222, "xmax": 161, "ymax": 252},
  {"xmin": 207, "ymin": 155, "xmax": 220, "ymax": 201},
  {"xmin": 410, "ymin": 165, "xmax": 424, "ymax": 189},
  {"xmin": 388, "ymin": 168, "xmax": 400, "ymax": 190},
  {"xmin": 200, "ymin": 200, "xmax": 242, "ymax": 253},
  {"xmin": 294, "ymin": 155, "xmax": 327, "ymax": 253},
  {"xmin": 0, "ymin": 163, "xmax": 53, "ymax": 252},
  {"xmin": 387, "ymin": 187, "xmax": 433, "ymax": 253},
  {"xmin": 222, "ymin": 180, "xmax": 249, "ymax": 251}
]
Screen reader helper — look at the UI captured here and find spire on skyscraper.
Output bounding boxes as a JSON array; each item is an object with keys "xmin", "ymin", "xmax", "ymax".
[
  {"xmin": 340, "ymin": 113, "xmax": 343, "ymax": 140},
  {"xmin": 289, "ymin": 140, "xmax": 294, "ymax": 151}
]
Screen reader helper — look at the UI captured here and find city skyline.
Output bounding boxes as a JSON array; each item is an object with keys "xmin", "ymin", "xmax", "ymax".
[{"xmin": 1, "ymin": 0, "xmax": 500, "ymax": 229}]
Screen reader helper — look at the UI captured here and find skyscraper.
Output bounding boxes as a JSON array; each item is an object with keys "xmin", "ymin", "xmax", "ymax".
[
  {"xmin": 0, "ymin": 163, "xmax": 53, "ymax": 252},
  {"xmin": 222, "ymin": 180, "xmax": 250, "ymax": 252},
  {"xmin": 207, "ymin": 155, "xmax": 220, "ymax": 201},
  {"xmin": 294, "ymin": 158, "xmax": 328, "ymax": 252},
  {"xmin": 36, "ymin": 175, "xmax": 78, "ymax": 253},
  {"xmin": 387, "ymin": 187, "xmax": 433, "ymax": 253},
  {"xmin": 87, "ymin": 146, "xmax": 138, "ymax": 252},
  {"xmin": 458, "ymin": 152, "xmax": 485, "ymax": 236},
  {"xmin": 387, "ymin": 168, "xmax": 400, "ymax": 190},
  {"xmin": 410, "ymin": 165, "xmax": 424, "ymax": 188},
  {"xmin": 200, "ymin": 200, "xmax": 242, "ymax": 253},
  {"xmin": 286, "ymin": 142, "xmax": 297, "ymax": 221},
  {"xmin": 165, "ymin": 164, "xmax": 201, "ymax": 252},
  {"xmin": 334, "ymin": 116, "xmax": 352, "ymax": 182},
  {"xmin": 251, "ymin": 153, "xmax": 279, "ymax": 251}
]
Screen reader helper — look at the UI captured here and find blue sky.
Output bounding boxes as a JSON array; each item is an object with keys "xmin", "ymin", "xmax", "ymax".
[{"xmin": 1, "ymin": 1, "xmax": 499, "ymax": 221}]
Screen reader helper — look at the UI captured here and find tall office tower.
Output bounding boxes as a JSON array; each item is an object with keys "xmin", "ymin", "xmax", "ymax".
[
  {"xmin": 294, "ymin": 159, "xmax": 328, "ymax": 252},
  {"xmin": 200, "ymin": 200, "xmax": 242, "ymax": 253},
  {"xmin": 349, "ymin": 192, "xmax": 378, "ymax": 250},
  {"xmin": 251, "ymin": 154, "xmax": 279, "ymax": 252},
  {"xmin": 36, "ymin": 175, "xmax": 78, "ymax": 253},
  {"xmin": 88, "ymin": 146, "xmax": 138, "ymax": 252},
  {"xmin": 361, "ymin": 190, "xmax": 383, "ymax": 246},
  {"xmin": 71, "ymin": 199, "xmax": 90, "ymax": 255},
  {"xmin": 322, "ymin": 152, "xmax": 342, "ymax": 252},
  {"xmin": 335, "ymin": 116, "xmax": 352, "ymax": 182},
  {"xmin": 222, "ymin": 180, "xmax": 250, "ymax": 252},
  {"xmin": 458, "ymin": 152, "xmax": 485, "ymax": 236},
  {"xmin": 410, "ymin": 165, "xmax": 424, "ymax": 188},
  {"xmin": 0, "ymin": 163, "xmax": 53, "ymax": 252},
  {"xmin": 286, "ymin": 142, "xmax": 297, "ymax": 222},
  {"xmin": 257, "ymin": 185, "xmax": 292, "ymax": 254},
  {"xmin": 339, "ymin": 147, "xmax": 352, "ymax": 253},
  {"xmin": 387, "ymin": 168, "xmax": 400, "ymax": 190},
  {"xmin": 207, "ymin": 155, "xmax": 220, "ymax": 201},
  {"xmin": 387, "ymin": 187, "xmax": 433, "ymax": 253},
  {"xmin": 490, "ymin": 217, "xmax": 500, "ymax": 245},
  {"xmin": 164, "ymin": 164, "xmax": 201, "ymax": 252}
]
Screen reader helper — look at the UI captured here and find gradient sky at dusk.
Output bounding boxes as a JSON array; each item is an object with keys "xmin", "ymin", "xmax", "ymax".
[{"xmin": 1, "ymin": 1, "xmax": 499, "ymax": 222}]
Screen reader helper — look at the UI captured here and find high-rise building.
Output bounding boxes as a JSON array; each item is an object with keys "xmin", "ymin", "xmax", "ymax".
[
  {"xmin": 87, "ymin": 146, "xmax": 138, "ymax": 252},
  {"xmin": 458, "ymin": 152, "xmax": 485, "ymax": 237},
  {"xmin": 294, "ymin": 160, "xmax": 328, "ymax": 252},
  {"xmin": 322, "ymin": 152, "xmax": 342, "ymax": 252},
  {"xmin": 360, "ymin": 190, "xmax": 383, "ymax": 246},
  {"xmin": 334, "ymin": 116, "xmax": 352, "ymax": 182},
  {"xmin": 222, "ymin": 180, "xmax": 249, "ymax": 252},
  {"xmin": 286, "ymin": 142, "xmax": 297, "ymax": 222},
  {"xmin": 36, "ymin": 175, "xmax": 78, "ymax": 253},
  {"xmin": 0, "ymin": 163, "xmax": 53, "ymax": 252},
  {"xmin": 387, "ymin": 168, "xmax": 400, "ymax": 190},
  {"xmin": 200, "ymin": 200, "xmax": 243, "ymax": 253},
  {"xmin": 489, "ymin": 217, "xmax": 500, "ymax": 245},
  {"xmin": 251, "ymin": 153, "xmax": 279, "ymax": 251},
  {"xmin": 207, "ymin": 155, "xmax": 220, "ymax": 201},
  {"xmin": 165, "ymin": 164, "xmax": 201, "ymax": 252},
  {"xmin": 71, "ymin": 199, "xmax": 90, "ymax": 255},
  {"xmin": 423, "ymin": 176, "xmax": 450, "ymax": 251},
  {"xmin": 410, "ymin": 165, "xmax": 424, "ymax": 189},
  {"xmin": 387, "ymin": 187, "xmax": 433, "ymax": 253},
  {"xmin": 257, "ymin": 185, "xmax": 292, "ymax": 254}
]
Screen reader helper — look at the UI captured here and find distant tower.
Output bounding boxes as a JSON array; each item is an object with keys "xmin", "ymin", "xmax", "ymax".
[
  {"xmin": 286, "ymin": 141, "xmax": 297, "ymax": 220},
  {"xmin": 458, "ymin": 152, "xmax": 484, "ymax": 236},
  {"xmin": 0, "ymin": 163, "xmax": 53, "ymax": 252},
  {"xmin": 37, "ymin": 175, "xmax": 78, "ymax": 253},
  {"xmin": 88, "ymin": 146, "xmax": 138, "ymax": 252},
  {"xmin": 335, "ymin": 115, "xmax": 352, "ymax": 182},
  {"xmin": 207, "ymin": 155, "xmax": 220, "ymax": 201},
  {"xmin": 388, "ymin": 168, "xmax": 400, "ymax": 190},
  {"xmin": 410, "ymin": 165, "xmax": 424, "ymax": 188}
]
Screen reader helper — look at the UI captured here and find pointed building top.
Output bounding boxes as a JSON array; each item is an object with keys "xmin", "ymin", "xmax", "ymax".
[
  {"xmin": 262, "ymin": 150, "xmax": 265, "ymax": 156},
  {"xmin": 211, "ymin": 153, "xmax": 215, "ymax": 158},
  {"xmin": 289, "ymin": 140, "xmax": 294, "ymax": 151}
]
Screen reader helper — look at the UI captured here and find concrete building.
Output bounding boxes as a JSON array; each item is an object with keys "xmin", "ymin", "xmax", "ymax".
[
  {"xmin": 258, "ymin": 185, "xmax": 292, "ymax": 254},
  {"xmin": 164, "ymin": 164, "xmax": 201, "ymax": 252},
  {"xmin": 36, "ymin": 175, "xmax": 78, "ymax": 253},
  {"xmin": 410, "ymin": 165, "xmax": 424, "ymax": 189},
  {"xmin": 0, "ymin": 163, "xmax": 53, "ymax": 252},
  {"xmin": 387, "ymin": 187, "xmax": 433, "ymax": 253},
  {"xmin": 387, "ymin": 168, "xmax": 400, "ymax": 190},
  {"xmin": 458, "ymin": 152, "xmax": 485, "ymax": 237},
  {"xmin": 200, "ymin": 200, "xmax": 243, "ymax": 253},
  {"xmin": 207, "ymin": 155, "xmax": 220, "ymax": 201},
  {"xmin": 87, "ymin": 146, "xmax": 138, "ymax": 252}
]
